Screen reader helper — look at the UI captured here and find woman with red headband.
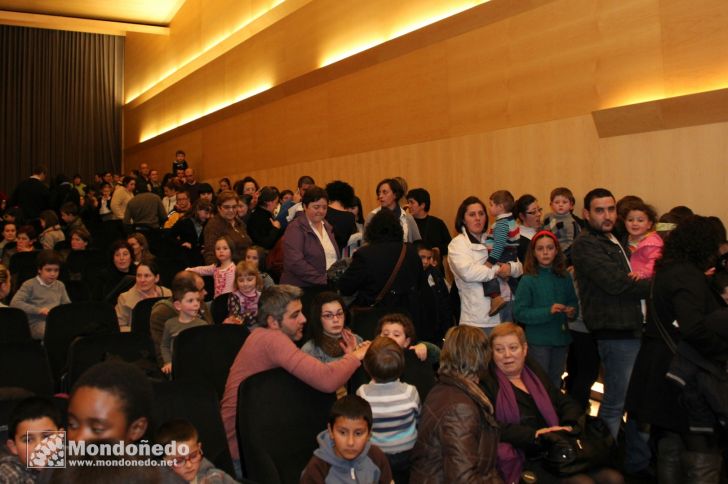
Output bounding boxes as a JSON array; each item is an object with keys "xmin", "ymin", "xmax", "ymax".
[{"xmin": 513, "ymin": 230, "xmax": 578, "ymax": 388}]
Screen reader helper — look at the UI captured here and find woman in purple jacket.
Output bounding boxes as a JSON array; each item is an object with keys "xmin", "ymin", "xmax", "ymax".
[{"xmin": 280, "ymin": 186, "xmax": 339, "ymax": 288}]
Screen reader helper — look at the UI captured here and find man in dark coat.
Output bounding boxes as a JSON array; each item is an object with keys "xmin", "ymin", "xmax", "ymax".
[{"xmin": 9, "ymin": 165, "xmax": 50, "ymax": 220}]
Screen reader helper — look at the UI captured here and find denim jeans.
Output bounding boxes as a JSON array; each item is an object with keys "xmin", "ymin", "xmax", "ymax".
[
  {"xmin": 528, "ymin": 344, "xmax": 568, "ymax": 389},
  {"xmin": 596, "ymin": 338, "xmax": 641, "ymax": 439}
]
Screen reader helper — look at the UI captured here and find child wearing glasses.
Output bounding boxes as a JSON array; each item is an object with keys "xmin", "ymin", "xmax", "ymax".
[
  {"xmin": 156, "ymin": 419, "xmax": 236, "ymax": 483},
  {"xmin": 302, "ymin": 291, "xmax": 363, "ymax": 363}
]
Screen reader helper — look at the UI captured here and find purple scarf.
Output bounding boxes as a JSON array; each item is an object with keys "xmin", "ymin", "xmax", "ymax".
[{"xmin": 495, "ymin": 365, "xmax": 559, "ymax": 484}]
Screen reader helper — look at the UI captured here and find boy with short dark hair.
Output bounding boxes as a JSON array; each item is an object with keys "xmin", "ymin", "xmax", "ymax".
[
  {"xmin": 357, "ymin": 337, "xmax": 420, "ymax": 480},
  {"xmin": 484, "ymin": 189, "xmax": 520, "ymax": 316},
  {"xmin": 543, "ymin": 187, "xmax": 582, "ymax": 261},
  {"xmin": 60, "ymin": 201, "xmax": 87, "ymax": 237},
  {"xmin": 0, "ymin": 396, "xmax": 62, "ymax": 482},
  {"xmin": 156, "ymin": 419, "xmax": 236, "ymax": 483},
  {"xmin": 300, "ymin": 395, "xmax": 392, "ymax": 484},
  {"xmin": 160, "ymin": 285, "xmax": 208, "ymax": 375},
  {"xmin": 10, "ymin": 249, "xmax": 70, "ymax": 340}
]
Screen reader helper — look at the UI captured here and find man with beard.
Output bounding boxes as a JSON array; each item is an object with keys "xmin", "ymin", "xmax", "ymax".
[{"xmin": 572, "ymin": 188, "xmax": 649, "ymax": 442}]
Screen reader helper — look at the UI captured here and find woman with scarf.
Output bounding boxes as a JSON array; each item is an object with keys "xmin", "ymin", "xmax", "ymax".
[
  {"xmin": 410, "ymin": 325, "xmax": 501, "ymax": 483},
  {"xmin": 482, "ymin": 322, "xmax": 622, "ymax": 484}
]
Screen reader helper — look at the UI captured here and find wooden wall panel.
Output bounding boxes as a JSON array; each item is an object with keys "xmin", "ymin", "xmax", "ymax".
[{"xmin": 123, "ymin": 0, "xmax": 728, "ymax": 228}]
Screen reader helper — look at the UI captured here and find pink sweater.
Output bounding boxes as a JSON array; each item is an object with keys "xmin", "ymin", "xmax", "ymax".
[
  {"xmin": 186, "ymin": 263, "xmax": 235, "ymax": 298},
  {"xmin": 221, "ymin": 327, "xmax": 361, "ymax": 460},
  {"xmin": 629, "ymin": 231, "xmax": 664, "ymax": 279}
]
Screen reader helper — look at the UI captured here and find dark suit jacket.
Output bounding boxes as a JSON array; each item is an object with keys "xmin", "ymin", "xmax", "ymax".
[{"xmin": 9, "ymin": 177, "xmax": 49, "ymax": 219}]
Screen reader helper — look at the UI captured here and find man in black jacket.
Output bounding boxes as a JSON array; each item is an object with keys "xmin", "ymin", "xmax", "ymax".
[
  {"xmin": 9, "ymin": 165, "xmax": 50, "ymax": 220},
  {"xmin": 571, "ymin": 188, "xmax": 649, "ymax": 442}
]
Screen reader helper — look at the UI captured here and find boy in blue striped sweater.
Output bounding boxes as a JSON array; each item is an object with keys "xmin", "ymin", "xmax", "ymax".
[
  {"xmin": 356, "ymin": 336, "xmax": 420, "ymax": 483},
  {"xmin": 485, "ymin": 189, "xmax": 520, "ymax": 317}
]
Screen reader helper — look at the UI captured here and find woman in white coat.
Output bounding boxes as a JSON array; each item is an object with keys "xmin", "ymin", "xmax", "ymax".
[{"xmin": 448, "ymin": 196, "xmax": 522, "ymax": 333}]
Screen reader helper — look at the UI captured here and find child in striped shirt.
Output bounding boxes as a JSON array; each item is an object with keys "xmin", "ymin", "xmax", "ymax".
[
  {"xmin": 484, "ymin": 189, "xmax": 520, "ymax": 317},
  {"xmin": 356, "ymin": 336, "xmax": 420, "ymax": 483}
]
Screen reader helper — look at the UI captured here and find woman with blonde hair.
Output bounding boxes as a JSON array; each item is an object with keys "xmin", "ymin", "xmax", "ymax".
[{"xmin": 410, "ymin": 325, "xmax": 502, "ymax": 483}]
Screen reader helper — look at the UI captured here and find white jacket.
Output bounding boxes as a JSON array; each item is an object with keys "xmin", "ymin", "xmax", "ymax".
[{"xmin": 448, "ymin": 228, "xmax": 522, "ymax": 328}]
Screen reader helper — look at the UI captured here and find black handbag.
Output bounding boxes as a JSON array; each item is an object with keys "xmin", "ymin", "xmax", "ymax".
[{"xmin": 540, "ymin": 416, "xmax": 615, "ymax": 476}]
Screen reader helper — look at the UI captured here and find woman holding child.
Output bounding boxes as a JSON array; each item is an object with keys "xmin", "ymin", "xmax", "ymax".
[
  {"xmin": 448, "ymin": 196, "xmax": 521, "ymax": 332},
  {"xmin": 410, "ymin": 325, "xmax": 501, "ymax": 483}
]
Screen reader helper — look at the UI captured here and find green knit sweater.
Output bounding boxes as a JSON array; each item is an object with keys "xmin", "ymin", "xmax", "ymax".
[{"xmin": 513, "ymin": 267, "xmax": 578, "ymax": 346}]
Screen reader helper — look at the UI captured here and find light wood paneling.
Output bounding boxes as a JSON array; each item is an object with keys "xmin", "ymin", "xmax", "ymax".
[
  {"xmin": 593, "ymin": 87, "xmax": 728, "ymax": 137},
  {"xmin": 124, "ymin": 0, "xmax": 728, "ymax": 228}
]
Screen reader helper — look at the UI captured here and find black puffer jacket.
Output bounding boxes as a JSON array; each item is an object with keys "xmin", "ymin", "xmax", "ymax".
[
  {"xmin": 410, "ymin": 375, "xmax": 503, "ymax": 483},
  {"xmin": 571, "ymin": 227, "xmax": 649, "ymax": 337}
]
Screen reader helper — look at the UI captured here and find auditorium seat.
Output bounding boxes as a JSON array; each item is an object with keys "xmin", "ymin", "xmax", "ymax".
[
  {"xmin": 237, "ymin": 368, "xmax": 335, "ymax": 484},
  {"xmin": 43, "ymin": 301, "xmax": 119, "ymax": 388},
  {"xmin": 172, "ymin": 324, "xmax": 249, "ymax": 400}
]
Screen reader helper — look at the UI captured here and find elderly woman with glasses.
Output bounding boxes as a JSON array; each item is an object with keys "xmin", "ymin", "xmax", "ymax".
[{"xmin": 202, "ymin": 190, "xmax": 252, "ymax": 264}]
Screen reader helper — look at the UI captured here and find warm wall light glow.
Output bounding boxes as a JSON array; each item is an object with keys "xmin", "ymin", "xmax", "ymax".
[
  {"xmin": 319, "ymin": 0, "xmax": 489, "ymax": 67},
  {"xmin": 126, "ymin": 1, "xmax": 286, "ymax": 104},
  {"xmin": 139, "ymin": 83, "xmax": 272, "ymax": 142}
]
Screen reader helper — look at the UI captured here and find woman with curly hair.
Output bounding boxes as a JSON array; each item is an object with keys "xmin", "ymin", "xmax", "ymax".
[
  {"xmin": 627, "ymin": 215, "xmax": 728, "ymax": 483},
  {"xmin": 338, "ymin": 210, "xmax": 427, "ymax": 339}
]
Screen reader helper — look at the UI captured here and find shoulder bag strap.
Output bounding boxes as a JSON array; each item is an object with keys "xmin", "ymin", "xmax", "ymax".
[{"xmin": 372, "ymin": 243, "xmax": 408, "ymax": 306}]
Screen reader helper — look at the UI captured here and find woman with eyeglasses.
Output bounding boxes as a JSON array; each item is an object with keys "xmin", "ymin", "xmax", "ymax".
[
  {"xmin": 514, "ymin": 194, "xmax": 543, "ymax": 263},
  {"xmin": 202, "ymin": 190, "xmax": 252, "ymax": 264},
  {"xmin": 301, "ymin": 291, "xmax": 363, "ymax": 363}
]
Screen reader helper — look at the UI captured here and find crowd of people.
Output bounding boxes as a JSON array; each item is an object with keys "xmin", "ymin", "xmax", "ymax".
[{"xmin": 1, "ymin": 150, "xmax": 727, "ymax": 483}]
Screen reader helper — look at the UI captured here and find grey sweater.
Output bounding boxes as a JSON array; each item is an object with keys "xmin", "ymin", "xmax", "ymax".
[
  {"xmin": 160, "ymin": 316, "xmax": 207, "ymax": 364},
  {"xmin": 11, "ymin": 277, "xmax": 70, "ymax": 340}
]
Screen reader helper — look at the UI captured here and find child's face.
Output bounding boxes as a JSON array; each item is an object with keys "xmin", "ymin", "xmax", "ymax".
[
  {"xmin": 418, "ymin": 249, "xmax": 434, "ymax": 269},
  {"xmin": 102, "ymin": 186, "xmax": 112, "ymax": 197},
  {"xmin": 236, "ymin": 201, "xmax": 248, "ymax": 218},
  {"xmin": 70, "ymin": 233, "xmax": 87, "ymax": 250},
  {"xmin": 328, "ymin": 417, "xmax": 370, "ymax": 461},
  {"xmin": 16, "ymin": 233, "xmax": 33, "ymax": 251},
  {"xmin": 488, "ymin": 199, "xmax": 505, "ymax": 217},
  {"xmin": 533, "ymin": 236, "xmax": 557, "ymax": 267},
  {"xmin": 38, "ymin": 264, "xmax": 60, "ymax": 285},
  {"xmin": 176, "ymin": 291, "xmax": 201, "ymax": 317},
  {"xmin": 7, "ymin": 417, "xmax": 60, "ymax": 466},
  {"xmin": 215, "ymin": 240, "xmax": 232, "ymax": 262},
  {"xmin": 320, "ymin": 301, "xmax": 345, "ymax": 336},
  {"xmin": 550, "ymin": 195, "xmax": 573, "ymax": 215},
  {"xmin": 167, "ymin": 439, "xmax": 203, "ymax": 482},
  {"xmin": 67, "ymin": 387, "xmax": 144, "ymax": 442},
  {"xmin": 197, "ymin": 209, "xmax": 211, "ymax": 223},
  {"xmin": 114, "ymin": 248, "xmax": 132, "ymax": 272},
  {"xmin": 625, "ymin": 210, "xmax": 653, "ymax": 238},
  {"xmin": 379, "ymin": 322, "xmax": 410, "ymax": 348},
  {"xmin": 3, "ymin": 213, "xmax": 15, "ymax": 223},
  {"xmin": 237, "ymin": 273, "xmax": 257, "ymax": 294},
  {"xmin": 2, "ymin": 224, "xmax": 16, "ymax": 241},
  {"xmin": 200, "ymin": 192, "xmax": 213, "ymax": 202},
  {"xmin": 60, "ymin": 212, "xmax": 72, "ymax": 224},
  {"xmin": 127, "ymin": 238, "xmax": 142, "ymax": 259},
  {"xmin": 245, "ymin": 249, "xmax": 259, "ymax": 265},
  {"xmin": 281, "ymin": 193, "xmax": 293, "ymax": 204}
]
